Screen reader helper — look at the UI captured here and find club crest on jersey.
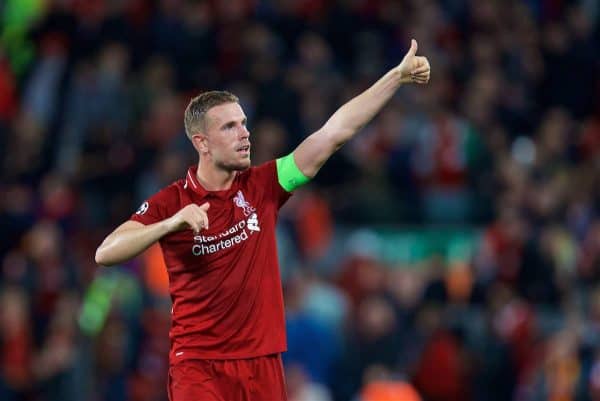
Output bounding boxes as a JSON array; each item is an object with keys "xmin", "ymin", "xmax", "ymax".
[
  {"xmin": 233, "ymin": 190, "xmax": 256, "ymax": 216},
  {"xmin": 136, "ymin": 201, "xmax": 149, "ymax": 215}
]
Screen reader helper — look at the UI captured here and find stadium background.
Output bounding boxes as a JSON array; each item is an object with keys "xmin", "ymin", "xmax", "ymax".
[{"xmin": 1, "ymin": 0, "xmax": 600, "ymax": 400}]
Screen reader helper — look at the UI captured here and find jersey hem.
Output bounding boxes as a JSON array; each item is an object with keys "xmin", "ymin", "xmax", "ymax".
[{"xmin": 169, "ymin": 347, "xmax": 287, "ymax": 364}]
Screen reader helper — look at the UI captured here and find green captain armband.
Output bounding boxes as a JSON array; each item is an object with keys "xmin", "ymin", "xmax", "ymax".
[{"xmin": 276, "ymin": 153, "xmax": 310, "ymax": 192}]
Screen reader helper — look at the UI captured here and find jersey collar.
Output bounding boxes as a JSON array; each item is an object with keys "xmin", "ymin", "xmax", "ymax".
[{"xmin": 184, "ymin": 166, "xmax": 239, "ymax": 200}]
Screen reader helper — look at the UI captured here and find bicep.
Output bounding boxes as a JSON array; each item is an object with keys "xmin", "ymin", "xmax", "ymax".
[
  {"xmin": 292, "ymin": 129, "xmax": 339, "ymax": 178},
  {"xmin": 96, "ymin": 220, "xmax": 146, "ymax": 258},
  {"xmin": 113, "ymin": 220, "xmax": 146, "ymax": 234}
]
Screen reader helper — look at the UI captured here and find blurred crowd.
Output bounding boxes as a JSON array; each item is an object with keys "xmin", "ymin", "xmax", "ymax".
[{"xmin": 1, "ymin": 0, "xmax": 600, "ymax": 400}]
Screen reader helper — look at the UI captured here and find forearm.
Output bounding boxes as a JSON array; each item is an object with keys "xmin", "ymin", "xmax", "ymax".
[
  {"xmin": 292, "ymin": 39, "xmax": 428, "ymax": 178},
  {"xmin": 95, "ymin": 221, "xmax": 171, "ymax": 266},
  {"xmin": 293, "ymin": 67, "xmax": 405, "ymax": 178},
  {"xmin": 324, "ymin": 67, "xmax": 404, "ymax": 146}
]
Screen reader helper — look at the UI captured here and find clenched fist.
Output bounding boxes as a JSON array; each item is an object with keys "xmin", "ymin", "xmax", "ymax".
[
  {"xmin": 398, "ymin": 39, "xmax": 430, "ymax": 84},
  {"xmin": 165, "ymin": 202, "xmax": 210, "ymax": 233}
]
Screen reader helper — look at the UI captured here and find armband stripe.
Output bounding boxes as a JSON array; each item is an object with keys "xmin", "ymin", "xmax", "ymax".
[{"xmin": 276, "ymin": 153, "xmax": 310, "ymax": 192}]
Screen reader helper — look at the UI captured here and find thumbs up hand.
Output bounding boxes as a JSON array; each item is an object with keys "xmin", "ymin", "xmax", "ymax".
[{"xmin": 398, "ymin": 39, "xmax": 430, "ymax": 84}]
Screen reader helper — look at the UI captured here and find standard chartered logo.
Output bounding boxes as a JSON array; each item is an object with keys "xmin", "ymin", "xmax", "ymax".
[{"xmin": 192, "ymin": 214, "xmax": 260, "ymax": 256}]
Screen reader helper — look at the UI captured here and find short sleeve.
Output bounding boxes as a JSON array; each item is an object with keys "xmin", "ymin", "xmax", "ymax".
[
  {"xmin": 251, "ymin": 160, "xmax": 292, "ymax": 209},
  {"xmin": 129, "ymin": 187, "xmax": 174, "ymax": 225}
]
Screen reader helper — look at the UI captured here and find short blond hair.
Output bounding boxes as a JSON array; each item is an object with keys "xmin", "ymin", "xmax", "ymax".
[{"xmin": 184, "ymin": 91, "xmax": 239, "ymax": 139}]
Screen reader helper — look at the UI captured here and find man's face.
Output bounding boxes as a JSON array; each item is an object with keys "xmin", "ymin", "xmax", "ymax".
[{"xmin": 197, "ymin": 102, "xmax": 251, "ymax": 171}]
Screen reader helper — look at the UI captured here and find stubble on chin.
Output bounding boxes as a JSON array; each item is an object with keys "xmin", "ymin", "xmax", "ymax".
[{"xmin": 216, "ymin": 158, "xmax": 251, "ymax": 171}]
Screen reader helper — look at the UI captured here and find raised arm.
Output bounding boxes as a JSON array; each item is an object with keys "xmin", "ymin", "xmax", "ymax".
[{"xmin": 292, "ymin": 39, "xmax": 430, "ymax": 178}]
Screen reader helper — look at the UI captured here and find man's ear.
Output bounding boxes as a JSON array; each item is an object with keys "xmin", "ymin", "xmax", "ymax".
[{"xmin": 191, "ymin": 134, "xmax": 209, "ymax": 154}]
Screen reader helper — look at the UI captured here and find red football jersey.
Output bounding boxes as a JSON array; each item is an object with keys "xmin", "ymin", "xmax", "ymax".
[{"xmin": 130, "ymin": 160, "xmax": 291, "ymax": 362}]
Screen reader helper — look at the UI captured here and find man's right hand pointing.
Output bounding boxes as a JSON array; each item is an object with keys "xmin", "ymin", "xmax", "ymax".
[{"xmin": 167, "ymin": 202, "xmax": 210, "ymax": 233}]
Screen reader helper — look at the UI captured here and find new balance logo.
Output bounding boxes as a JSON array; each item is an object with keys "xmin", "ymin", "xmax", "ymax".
[{"xmin": 247, "ymin": 213, "xmax": 260, "ymax": 232}]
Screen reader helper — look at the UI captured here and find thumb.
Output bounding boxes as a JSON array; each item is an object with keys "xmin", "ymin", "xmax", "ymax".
[
  {"xmin": 199, "ymin": 202, "xmax": 210, "ymax": 211},
  {"xmin": 406, "ymin": 39, "xmax": 418, "ymax": 57}
]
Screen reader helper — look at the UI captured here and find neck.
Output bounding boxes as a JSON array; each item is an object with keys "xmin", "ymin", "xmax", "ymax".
[{"xmin": 196, "ymin": 159, "xmax": 237, "ymax": 191}]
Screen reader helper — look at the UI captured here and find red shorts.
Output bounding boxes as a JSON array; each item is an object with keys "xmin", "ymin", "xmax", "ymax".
[{"xmin": 168, "ymin": 354, "xmax": 287, "ymax": 401}]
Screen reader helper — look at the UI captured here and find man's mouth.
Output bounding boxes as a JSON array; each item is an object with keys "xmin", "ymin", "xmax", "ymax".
[{"xmin": 236, "ymin": 144, "xmax": 251, "ymax": 154}]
